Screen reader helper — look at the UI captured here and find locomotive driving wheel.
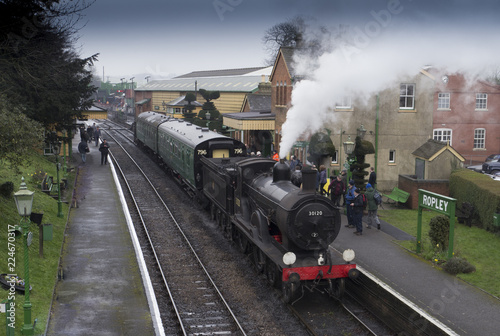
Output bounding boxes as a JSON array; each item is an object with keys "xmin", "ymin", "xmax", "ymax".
[
  {"xmin": 265, "ymin": 259, "xmax": 281, "ymax": 288},
  {"xmin": 328, "ymin": 278, "xmax": 345, "ymax": 300},
  {"xmin": 282, "ymin": 282, "xmax": 298, "ymax": 303},
  {"xmin": 252, "ymin": 247, "xmax": 266, "ymax": 273},
  {"xmin": 210, "ymin": 203, "xmax": 217, "ymax": 221},
  {"xmin": 233, "ymin": 229, "xmax": 248, "ymax": 253}
]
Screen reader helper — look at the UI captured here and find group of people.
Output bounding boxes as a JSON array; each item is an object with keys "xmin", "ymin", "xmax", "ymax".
[
  {"xmin": 77, "ymin": 123, "xmax": 109, "ymax": 165},
  {"xmin": 344, "ymin": 167, "xmax": 380, "ymax": 236}
]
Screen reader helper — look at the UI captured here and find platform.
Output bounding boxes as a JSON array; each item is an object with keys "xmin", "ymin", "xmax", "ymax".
[
  {"xmin": 46, "ymin": 130, "xmax": 160, "ymax": 335},
  {"xmin": 332, "ymin": 210, "xmax": 500, "ymax": 335}
]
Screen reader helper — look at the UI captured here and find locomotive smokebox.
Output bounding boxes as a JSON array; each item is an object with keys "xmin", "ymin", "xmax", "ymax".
[
  {"xmin": 273, "ymin": 159, "xmax": 291, "ymax": 182},
  {"xmin": 301, "ymin": 168, "xmax": 316, "ymax": 193}
]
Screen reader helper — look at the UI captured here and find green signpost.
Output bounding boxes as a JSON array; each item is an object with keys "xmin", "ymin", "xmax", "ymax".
[{"xmin": 417, "ymin": 189, "xmax": 457, "ymax": 259}]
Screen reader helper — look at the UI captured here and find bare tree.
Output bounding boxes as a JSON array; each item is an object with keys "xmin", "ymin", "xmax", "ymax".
[{"xmin": 262, "ymin": 16, "xmax": 335, "ymax": 65}]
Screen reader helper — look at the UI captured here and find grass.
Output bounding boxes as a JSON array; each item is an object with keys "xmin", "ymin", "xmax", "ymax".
[
  {"xmin": 378, "ymin": 208, "xmax": 500, "ymax": 298},
  {"xmin": 0, "ymin": 152, "xmax": 73, "ymax": 334}
]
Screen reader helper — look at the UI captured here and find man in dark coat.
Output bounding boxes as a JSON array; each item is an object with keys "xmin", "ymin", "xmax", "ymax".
[
  {"xmin": 328, "ymin": 175, "xmax": 345, "ymax": 206},
  {"xmin": 368, "ymin": 166, "xmax": 377, "ymax": 187},
  {"xmin": 99, "ymin": 139, "xmax": 110, "ymax": 165},
  {"xmin": 350, "ymin": 188, "xmax": 364, "ymax": 235},
  {"xmin": 94, "ymin": 126, "xmax": 101, "ymax": 146},
  {"xmin": 78, "ymin": 140, "xmax": 88, "ymax": 163}
]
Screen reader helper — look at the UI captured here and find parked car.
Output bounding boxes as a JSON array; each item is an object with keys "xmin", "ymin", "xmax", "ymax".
[{"xmin": 482, "ymin": 154, "xmax": 500, "ymax": 174}]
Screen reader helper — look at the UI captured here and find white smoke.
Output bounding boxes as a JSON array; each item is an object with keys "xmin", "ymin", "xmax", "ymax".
[{"xmin": 279, "ymin": 22, "xmax": 500, "ymax": 158}]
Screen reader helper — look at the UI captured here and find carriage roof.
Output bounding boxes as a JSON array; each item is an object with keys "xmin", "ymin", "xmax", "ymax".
[{"xmin": 137, "ymin": 111, "xmax": 235, "ymax": 148}]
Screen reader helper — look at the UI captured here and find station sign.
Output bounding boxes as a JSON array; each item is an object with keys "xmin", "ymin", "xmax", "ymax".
[
  {"xmin": 418, "ymin": 190, "xmax": 455, "ymax": 216},
  {"xmin": 417, "ymin": 189, "xmax": 457, "ymax": 259}
]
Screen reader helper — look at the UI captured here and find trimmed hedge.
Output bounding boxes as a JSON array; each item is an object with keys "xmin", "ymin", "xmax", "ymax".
[{"xmin": 450, "ymin": 169, "xmax": 500, "ymax": 231}]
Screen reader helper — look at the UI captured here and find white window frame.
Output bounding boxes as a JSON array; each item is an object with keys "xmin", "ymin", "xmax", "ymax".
[
  {"xmin": 473, "ymin": 128, "xmax": 485, "ymax": 149},
  {"xmin": 331, "ymin": 150, "xmax": 338, "ymax": 164},
  {"xmin": 433, "ymin": 128, "xmax": 452, "ymax": 145},
  {"xmin": 399, "ymin": 83, "xmax": 415, "ymax": 109},
  {"xmin": 475, "ymin": 93, "xmax": 487, "ymax": 110},
  {"xmin": 437, "ymin": 93, "xmax": 450, "ymax": 109},
  {"xmin": 335, "ymin": 96, "xmax": 352, "ymax": 109},
  {"xmin": 389, "ymin": 149, "xmax": 396, "ymax": 163}
]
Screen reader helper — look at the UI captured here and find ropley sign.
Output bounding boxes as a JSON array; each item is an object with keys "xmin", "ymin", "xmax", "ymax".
[{"xmin": 418, "ymin": 189, "xmax": 456, "ymax": 216}]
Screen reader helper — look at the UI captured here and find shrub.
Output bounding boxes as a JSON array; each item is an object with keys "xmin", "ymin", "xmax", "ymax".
[
  {"xmin": 428, "ymin": 215, "xmax": 450, "ymax": 250},
  {"xmin": 0, "ymin": 181, "xmax": 14, "ymax": 197},
  {"xmin": 443, "ymin": 257, "xmax": 476, "ymax": 275}
]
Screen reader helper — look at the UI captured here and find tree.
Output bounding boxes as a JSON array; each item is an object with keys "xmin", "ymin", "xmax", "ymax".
[
  {"xmin": 183, "ymin": 92, "xmax": 197, "ymax": 119},
  {"xmin": 351, "ymin": 136, "xmax": 375, "ymax": 189},
  {"xmin": 0, "ymin": 0, "xmax": 98, "ymax": 131},
  {"xmin": 0, "ymin": 98, "xmax": 45, "ymax": 172},
  {"xmin": 307, "ymin": 131, "xmax": 336, "ymax": 168},
  {"xmin": 262, "ymin": 15, "xmax": 333, "ymax": 64},
  {"xmin": 262, "ymin": 16, "xmax": 305, "ymax": 64}
]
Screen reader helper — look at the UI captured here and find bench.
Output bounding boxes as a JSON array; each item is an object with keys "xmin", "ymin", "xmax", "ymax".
[
  {"xmin": 383, "ymin": 187, "xmax": 410, "ymax": 205},
  {"xmin": 41, "ymin": 175, "xmax": 64, "ymax": 198},
  {"xmin": 456, "ymin": 202, "xmax": 474, "ymax": 227},
  {"xmin": 41, "ymin": 175, "xmax": 54, "ymax": 194}
]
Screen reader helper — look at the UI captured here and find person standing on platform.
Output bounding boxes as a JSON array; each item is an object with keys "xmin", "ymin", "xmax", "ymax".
[
  {"xmin": 345, "ymin": 180, "xmax": 356, "ymax": 228},
  {"xmin": 78, "ymin": 140, "xmax": 88, "ymax": 163},
  {"xmin": 365, "ymin": 183, "xmax": 381, "ymax": 230},
  {"xmin": 87, "ymin": 124, "xmax": 94, "ymax": 143},
  {"xmin": 328, "ymin": 175, "xmax": 345, "ymax": 206},
  {"xmin": 272, "ymin": 150, "xmax": 279, "ymax": 161},
  {"xmin": 318, "ymin": 165, "xmax": 327, "ymax": 195},
  {"xmin": 351, "ymin": 188, "xmax": 364, "ymax": 235},
  {"xmin": 99, "ymin": 139, "xmax": 110, "ymax": 165},
  {"xmin": 340, "ymin": 169, "xmax": 347, "ymax": 206},
  {"xmin": 368, "ymin": 166, "xmax": 377, "ymax": 188},
  {"xmin": 94, "ymin": 126, "xmax": 101, "ymax": 147}
]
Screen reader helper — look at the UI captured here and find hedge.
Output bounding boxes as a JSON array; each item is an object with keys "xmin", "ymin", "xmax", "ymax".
[{"xmin": 449, "ymin": 169, "xmax": 500, "ymax": 231}]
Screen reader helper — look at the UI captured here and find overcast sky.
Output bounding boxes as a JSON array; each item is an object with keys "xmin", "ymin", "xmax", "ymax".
[{"xmin": 77, "ymin": 0, "xmax": 500, "ymax": 85}]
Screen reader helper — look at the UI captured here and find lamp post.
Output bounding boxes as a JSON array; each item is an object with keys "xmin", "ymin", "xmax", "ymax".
[
  {"xmin": 343, "ymin": 136, "xmax": 356, "ymax": 183},
  {"xmin": 357, "ymin": 124, "xmax": 367, "ymax": 140},
  {"xmin": 52, "ymin": 138, "xmax": 64, "ymax": 218},
  {"xmin": 14, "ymin": 178, "xmax": 35, "ymax": 336},
  {"xmin": 62, "ymin": 130, "xmax": 68, "ymax": 178}
]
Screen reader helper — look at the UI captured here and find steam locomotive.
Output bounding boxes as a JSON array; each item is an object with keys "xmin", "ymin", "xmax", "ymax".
[{"xmin": 135, "ymin": 111, "xmax": 358, "ymax": 302}]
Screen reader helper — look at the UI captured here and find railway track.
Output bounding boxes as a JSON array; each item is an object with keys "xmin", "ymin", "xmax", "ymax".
[
  {"xmin": 103, "ymin": 125, "xmax": 247, "ymax": 335},
  {"xmin": 95, "ymin": 117, "xmax": 400, "ymax": 335}
]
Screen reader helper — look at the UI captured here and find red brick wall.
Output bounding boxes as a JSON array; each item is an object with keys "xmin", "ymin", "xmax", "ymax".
[
  {"xmin": 433, "ymin": 73, "xmax": 500, "ymax": 165},
  {"xmin": 398, "ymin": 175, "xmax": 450, "ymax": 209}
]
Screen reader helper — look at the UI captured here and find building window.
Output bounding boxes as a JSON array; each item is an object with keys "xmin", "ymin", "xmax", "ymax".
[
  {"xmin": 474, "ymin": 128, "xmax": 485, "ymax": 149},
  {"xmin": 282, "ymin": 82, "xmax": 287, "ymax": 105},
  {"xmin": 275, "ymin": 82, "xmax": 280, "ymax": 106},
  {"xmin": 438, "ymin": 93, "xmax": 450, "ymax": 109},
  {"xmin": 331, "ymin": 150, "xmax": 338, "ymax": 164},
  {"xmin": 433, "ymin": 128, "xmax": 452, "ymax": 145},
  {"xmin": 400, "ymin": 83, "xmax": 415, "ymax": 109},
  {"xmin": 335, "ymin": 96, "xmax": 352, "ymax": 109},
  {"xmin": 389, "ymin": 149, "xmax": 396, "ymax": 163},
  {"xmin": 476, "ymin": 93, "xmax": 487, "ymax": 110}
]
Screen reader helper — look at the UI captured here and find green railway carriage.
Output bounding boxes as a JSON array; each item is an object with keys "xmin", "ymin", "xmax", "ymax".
[{"xmin": 135, "ymin": 111, "xmax": 246, "ymax": 191}]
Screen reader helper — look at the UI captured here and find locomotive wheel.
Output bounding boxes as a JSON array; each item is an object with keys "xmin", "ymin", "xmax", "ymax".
[
  {"xmin": 224, "ymin": 220, "xmax": 232, "ymax": 240},
  {"xmin": 330, "ymin": 278, "xmax": 345, "ymax": 300},
  {"xmin": 252, "ymin": 247, "xmax": 266, "ymax": 273},
  {"xmin": 265, "ymin": 259, "xmax": 281, "ymax": 288},
  {"xmin": 234, "ymin": 229, "xmax": 248, "ymax": 253},
  {"xmin": 210, "ymin": 203, "xmax": 217, "ymax": 221},
  {"xmin": 282, "ymin": 282, "xmax": 297, "ymax": 303}
]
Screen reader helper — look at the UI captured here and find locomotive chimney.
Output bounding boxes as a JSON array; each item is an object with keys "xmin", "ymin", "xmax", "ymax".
[
  {"xmin": 301, "ymin": 167, "xmax": 316, "ymax": 193},
  {"xmin": 273, "ymin": 159, "xmax": 291, "ymax": 182}
]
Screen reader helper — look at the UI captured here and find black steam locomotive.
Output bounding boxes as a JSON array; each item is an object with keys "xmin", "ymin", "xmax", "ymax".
[{"xmin": 135, "ymin": 111, "xmax": 358, "ymax": 302}]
